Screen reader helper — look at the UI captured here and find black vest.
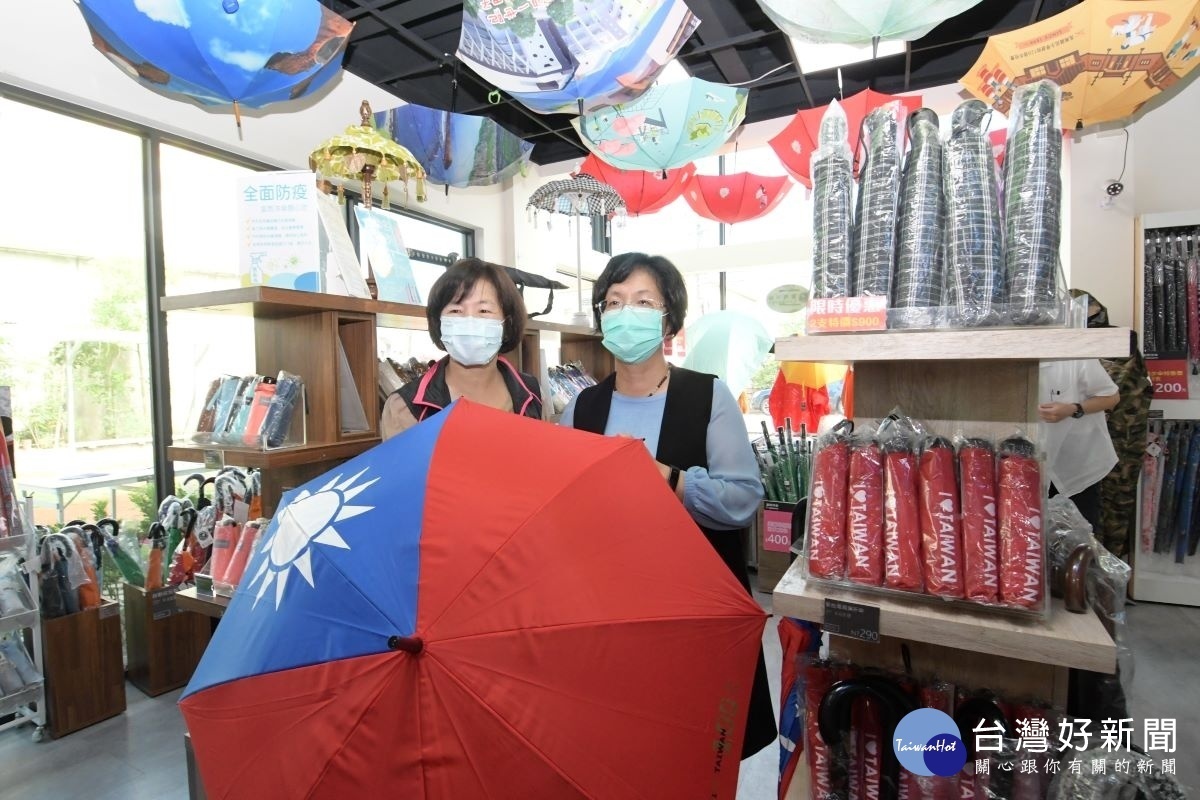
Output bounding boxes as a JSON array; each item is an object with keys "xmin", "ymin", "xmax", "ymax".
[{"xmin": 570, "ymin": 366, "xmax": 776, "ymax": 758}]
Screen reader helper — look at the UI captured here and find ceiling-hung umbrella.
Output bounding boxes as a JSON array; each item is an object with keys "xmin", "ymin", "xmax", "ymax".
[
  {"xmin": 574, "ymin": 154, "xmax": 695, "ymax": 216},
  {"xmin": 767, "ymin": 88, "xmax": 923, "ymax": 187},
  {"xmin": 455, "ymin": 0, "xmax": 700, "ymax": 115},
  {"xmin": 310, "ymin": 100, "xmax": 428, "ymax": 208},
  {"xmin": 682, "ymin": 172, "xmax": 793, "ymax": 224},
  {"xmin": 682, "ymin": 310, "xmax": 773, "ymax": 395},
  {"xmin": 75, "ymin": 0, "xmax": 353, "ymax": 131},
  {"xmin": 526, "ymin": 174, "xmax": 626, "ymax": 324},
  {"xmin": 180, "ymin": 400, "xmax": 766, "ymax": 799},
  {"xmin": 754, "ymin": 0, "xmax": 985, "ymax": 44},
  {"xmin": 574, "ymin": 77, "xmax": 748, "ymax": 173},
  {"xmin": 373, "ymin": 102, "xmax": 533, "ymax": 191},
  {"xmin": 961, "ymin": 0, "xmax": 1200, "ymax": 129}
]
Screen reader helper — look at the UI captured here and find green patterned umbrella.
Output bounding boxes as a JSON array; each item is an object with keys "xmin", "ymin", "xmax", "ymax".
[{"xmin": 309, "ymin": 101, "xmax": 428, "ymax": 207}]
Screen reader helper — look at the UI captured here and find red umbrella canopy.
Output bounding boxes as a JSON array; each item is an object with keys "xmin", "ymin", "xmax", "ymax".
[
  {"xmin": 768, "ymin": 88, "xmax": 923, "ymax": 187},
  {"xmin": 683, "ymin": 172, "xmax": 793, "ymax": 224},
  {"xmin": 575, "ymin": 154, "xmax": 696, "ymax": 216}
]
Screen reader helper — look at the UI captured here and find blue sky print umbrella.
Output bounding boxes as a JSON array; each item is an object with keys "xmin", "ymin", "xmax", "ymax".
[
  {"xmin": 374, "ymin": 102, "xmax": 533, "ymax": 190},
  {"xmin": 75, "ymin": 0, "xmax": 354, "ymax": 129}
]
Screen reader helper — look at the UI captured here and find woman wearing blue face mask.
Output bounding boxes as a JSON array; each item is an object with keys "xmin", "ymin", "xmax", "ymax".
[
  {"xmin": 382, "ymin": 258, "xmax": 543, "ymax": 438},
  {"xmin": 559, "ymin": 252, "xmax": 774, "ymax": 760}
]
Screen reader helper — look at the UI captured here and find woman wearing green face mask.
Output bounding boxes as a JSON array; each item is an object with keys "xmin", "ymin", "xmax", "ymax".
[{"xmin": 559, "ymin": 252, "xmax": 774, "ymax": 761}]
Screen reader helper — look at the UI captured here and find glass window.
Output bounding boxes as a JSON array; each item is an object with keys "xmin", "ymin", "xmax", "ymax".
[
  {"xmin": 0, "ymin": 97, "xmax": 152, "ymax": 527},
  {"xmin": 610, "ymin": 155, "xmax": 721, "ymax": 254},
  {"xmin": 721, "ymin": 147, "xmax": 809, "ymax": 247}
]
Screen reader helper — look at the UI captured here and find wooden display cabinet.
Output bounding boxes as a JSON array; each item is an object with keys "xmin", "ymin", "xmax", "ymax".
[
  {"xmin": 42, "ymin": 600, "xmax": 125, "ymax": 738},
  {"xmin": 123, "ymin": 583, "xmax": 212, "ymax": 697}
]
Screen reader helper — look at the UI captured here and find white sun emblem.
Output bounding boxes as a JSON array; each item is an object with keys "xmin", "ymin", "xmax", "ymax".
[{"xmin": 246, "ymin": 469, "xmax": 378, "ymax": 610}]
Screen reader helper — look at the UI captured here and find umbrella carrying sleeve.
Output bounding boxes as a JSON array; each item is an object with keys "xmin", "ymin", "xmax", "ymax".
[
  {"xmin": 997, "ymin": 435, "xmax": 1045, "ymax": 610},
  {"xmin": 883, "ymin": 435, "xmax": 922, "ymax": 592},
  {"xmin": 852, "ymin": 102, "xmax": 904, "ymax": 298},
  {"xmin": 811, "ymin": 100, "xmax": 854, "ymax": 299},
  {"xmin": 918, "ymin": 436, "xmax": 964, "ymax": 598},
  {"xmin": 958, "ymin": 437, "xmax": 1000, "ymax": 604},
  {"xmin": 807, "ymin": 434, "xmax": 850, "ymax": 579},
  {"xmin": 892, "ymin": 108, "xmax": 944, "ymax": 328},
  {"xmin": 805, "ymin": 661, "xmax": 837, "ymax": 800},
  {"xmin": 944, "ymin": 99, "xmax": 1005, "ymax": 327},
  {"xmin": 846, "ymin": 435, "xmax": 885, "ymax": 586},
  {"xmin": 1004, "ymin": 81, "xmax": 1063, "ymax": 326}
]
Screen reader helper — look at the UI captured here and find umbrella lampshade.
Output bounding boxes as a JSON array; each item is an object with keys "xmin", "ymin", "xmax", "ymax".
[
  {"xmin": 575, "ymin": 154, "xmax": 696, "ymax": 216},
  {"xmin": 683, "ymin": 172, "xmax": 794, "ymax": 225},
  {"xmin": 962, "ymin": 0, "xmax": 1200, "ymax": 128},
  {"xmin": 754, "ymin": 0, "xmax": 985, "ymax": 44},
  {"xmin": 310, "ymin": 101, "xmax": 428, "ymax": 207},
  {"xmin": 75, "ymin": 0, "xmax": 353, "ymax": 129},
  {"xmin": 455, "ymin": 0, "xmax": 700, "ymax": 115},
  {"xmin": 373, "ymin": 102, "xmax": 533, "ymax": 189},
  {"xmin": 683, "ymin": 310, "xmax": 773, "ymax": 395},
  {"xmin": 767, "ymin": 88, "xmax": 923, "ymax": 187},
  {"xmin": 180, "ymin": 400, "xmax": 766, "ymax": 799},
  {"xmin": 574, "ymin": 77, "xmax": 748, "ymax": 173}
]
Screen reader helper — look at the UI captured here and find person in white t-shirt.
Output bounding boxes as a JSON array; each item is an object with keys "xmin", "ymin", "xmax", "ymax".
[{"xmin": 1038, "ymin": 359, "xmax": 1120, "ymax": 532}]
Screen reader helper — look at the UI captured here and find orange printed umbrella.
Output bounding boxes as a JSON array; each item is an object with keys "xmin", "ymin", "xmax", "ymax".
[{"xmin": 962, "ymin": 0, "xmax": 1200, "ymax": 129}]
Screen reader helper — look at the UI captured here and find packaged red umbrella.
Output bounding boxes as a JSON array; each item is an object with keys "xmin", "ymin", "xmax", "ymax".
[
  {"xmin": 883, "ymin": 437, "xmax": 922, "ymax": 592},
  {"xmin": 846, "ymin": 435, "xmax": 885, "ymax": 586},
  {"xmin": 808, "ymin": 434, "xmax": 850, "ymax": 580},
  {"xmin": 998, "ymin": 436, "xmax": 1045, "ymax": 611},
  {"xmin": 918, "ymin": 682, "xmax": 961, "ymax": 800},
  {"xmin": 958, "ymin": 437, "xmax": 1000, "ymax": 604},
  {"xmin": 805, "ymin": 661, "xmax": 837, "ymax": 799},
  {"xmin": 852, "ymin": 694, "xmax": 884, "ymax": 800},
  {"xmin": 918, "ymin": 437, "xmax": 964, "ymax": 598}
]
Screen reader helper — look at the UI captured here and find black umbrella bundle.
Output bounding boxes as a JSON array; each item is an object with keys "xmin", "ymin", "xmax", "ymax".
[
  {"xmin": 892, "ymin": 108, "xmax": 945, "ymax": 328},
  {"xmin": 852, "ymin": 103, "xmax": 904, "ymax": 298},
  {"xmin": 1142, "ymin": 227, "xmax": 1200, "ymax": 364},
  {"xmin": 812, "ymin": 101, "xmax": 855, "ymax": 299}
]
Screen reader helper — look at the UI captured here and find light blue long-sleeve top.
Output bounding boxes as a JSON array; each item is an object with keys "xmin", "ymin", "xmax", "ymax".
[{"xmin": 560, "ymin": 378, "xmax": 763, "ymax": 530}]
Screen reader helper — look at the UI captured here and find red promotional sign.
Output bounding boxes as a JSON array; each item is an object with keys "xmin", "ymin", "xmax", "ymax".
[
  {"xmin": 806, "ymin": 296, "xmax": 888, "ymax": 334},
  {"xmin": 1146, "ymin": 359, "xmax": 1189, "ymax": 400},
  {"xmin": 763, "ymin": 504, "xmax": 795, "ymax": 553}
]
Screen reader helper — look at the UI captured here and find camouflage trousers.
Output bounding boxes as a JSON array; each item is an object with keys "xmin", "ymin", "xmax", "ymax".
[{"xmin": 1099, "ymin": 454, "xmax": 1141, "ymax": 559}]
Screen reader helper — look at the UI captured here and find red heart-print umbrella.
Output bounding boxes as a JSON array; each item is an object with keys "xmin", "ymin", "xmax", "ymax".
[
  {"xmin": 682, "ymin": 172, "xmax": 792, "ymax": 224},
  {"xmin": 574, "ymin": 154, "xmax": 695, "ymax": 216}
]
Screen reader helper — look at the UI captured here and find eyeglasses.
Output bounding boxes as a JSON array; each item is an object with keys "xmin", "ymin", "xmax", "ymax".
[{"xmin": 595, "ymin": 298, "xmax": 667, "ymax": 314}]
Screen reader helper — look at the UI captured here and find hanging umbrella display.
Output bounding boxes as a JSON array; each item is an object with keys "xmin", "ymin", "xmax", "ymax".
[
  {"xmin": 310, "ymin": 100, "xmax": 428, "ymax": 208},
  {"xmin": 962, "ymin": 0, "xmax": 1200, "ymax": 129},
  {"xmin": 767, "ymin": 88, "xmax": 923, "ymax": 187},
  {"xmin": 373, "ymin": 102, "xmax": 533, "ymax": 190},
  {"xmin": 574, "ymin": 154, "xmax": 695, "ymax": 216},
  {"xmin": 180, "ymin": 400, "xmax": 767, "ymax": 799},
  {"xmin": 574, "ymin": 77, "xmax": 748, "ymax": 173},
  {"xmin": 682, "ymin": 172, "xmax": 793, "ymax": 225},
  {"xmin": 75, "ymin": 0, "xmax": 353, "ymax": 131},
  {"xmin": 526, "ymin": 174, "xmax": 626, "ymax": 323},
  {"xmin": 455, "ymin": 0, "xmax": 700, "ymax": 115},
  {"xmin": 682, "ymin": 311, "xmax": 773, "ymax": 395},
  {"xmin": 768, "ymin": 362, "xmax": 852, "ymax": 431},
  {"xmin": 755, "ymin": 0, "xmax": 985, "ymax": 44}
]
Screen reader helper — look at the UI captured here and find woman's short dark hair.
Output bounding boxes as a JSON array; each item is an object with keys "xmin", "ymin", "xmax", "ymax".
[
  {"xmin": 591, "ymin": 253, "xmax": 688, "ymax": 335},
  {"xmin": 427, "ymin": 258, "xmax": 527, "ymax": 353}
]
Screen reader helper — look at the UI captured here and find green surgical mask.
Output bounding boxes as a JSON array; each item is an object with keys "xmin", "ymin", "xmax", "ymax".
[{"xmin": 600, "ymin": 306, "xmax": 665, "ymax": 364}]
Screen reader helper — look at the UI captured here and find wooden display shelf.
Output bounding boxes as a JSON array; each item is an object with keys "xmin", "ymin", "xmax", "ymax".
[
  {"xmin": 772, "ymin": 564, "xmax": 1116, "ymax": 673},
  {"xmin": 175, "ymin": 586, "xmax": 230, "ymax": 619},
  {"xmin": 162, "ymin": 286, "xmax": 424, "ymax": 320},
  {"xmin": 167, "ymin": 439, "xmax": 378, "ymax": 469},
  {"xmin": 774, "ymin": 326, "xmax": 1131, "ymax": 363}
]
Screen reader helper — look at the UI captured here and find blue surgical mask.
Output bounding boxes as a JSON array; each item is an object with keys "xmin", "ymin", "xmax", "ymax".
[
  {"xmin": 440, "ymin": 316, "xmax": 504, "ymax": 366},
  {"xmin": 601, "ymin": 306, "xmax": 665, "ymax": 364}
]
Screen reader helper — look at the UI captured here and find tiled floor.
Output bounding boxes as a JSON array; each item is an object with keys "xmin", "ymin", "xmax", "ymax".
[{"xmin": 0, "ymin": 593, "xmax": 1195, "ymax": 799}]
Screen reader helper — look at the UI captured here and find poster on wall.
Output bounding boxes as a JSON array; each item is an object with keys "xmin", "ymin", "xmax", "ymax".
[
  {"xmin": 237, "ymin": 171, "xmax": 322, "ymax": 292},
  {"xmin": 353, "ymin": 207, "xmax": 422, "ymax": 304}
]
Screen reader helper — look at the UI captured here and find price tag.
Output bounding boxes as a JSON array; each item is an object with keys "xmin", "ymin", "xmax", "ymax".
[
  {"xmin": 806, "ymin": 295, "xmax": 888, "ymax": 333},
  {"xmin": 203, "ymin": 449, "xmax": 225, "ymax": 470},
  {"xmin": 1146, "ymin": 358, "xmax": 1189, "ymax": 400},
  {"xmin": 823, "ymin": 598, "xmax": 880, "ymax": 643},
  {"xmin": 99, "ymin": 603, "xmax": 120, "ymax": 620},
  {"xmin": 150, "ymin": 586, "xmax": 179, "ymax": 621}
]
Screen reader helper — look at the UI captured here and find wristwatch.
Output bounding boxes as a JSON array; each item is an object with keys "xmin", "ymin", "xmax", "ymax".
[
  {"xmin": 667, "ymin": 466, "xmax": 681, "ymax": 491},
  {"xmin": 1071, "ymin": 403, "xmax": 1085, "ymax": 418}
]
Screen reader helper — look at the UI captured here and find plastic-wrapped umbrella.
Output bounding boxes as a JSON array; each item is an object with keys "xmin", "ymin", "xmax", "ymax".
[
  {"xmin": 811, "ymin": 99, "xmax": 854, "ymax": 299},
  {"xmin": 373, "ymin": 102, "xmax": 532, "ymax": 191},
  {"xmin": 98, "ymin": 517, "xmax": 145, "ymax": 587},
  {"xmin": 310, "ymin": 101, "xmax": 428, "ymax": 209},
  {"xmin": 575, "ymin": 155, "xmax": 695, "ymax": 216},
  {"xmin": 852, "ymin": 102, "xmax": 905, "ymax": 298},
  {"xmin": 526, "ymin": 174, "xmax": 626, "ymax": 324},
  {"xmin": 682, "ymin": 172, "xmax": 793, "ymax": 225},
  {"xmin": 682, "ymin": 311, "xmax": 773, "ymax": 396},
  {"xmin": 75, "ymin": 0, "xmax": 353, "ymax": 131},
  {"xmin": 892, "ymin": 108, "xmax": 945, "ymax": 327},
  {"xmin": 574, "ymin": 77, "xmax": 747, "ymax": 173},
  {"xmin": 756, "ymin": 0, "xmax": 983, "ymax": 44},
  {"xmin": 455, "ymin": 0, "xmax": 700, "ymax": 116}
]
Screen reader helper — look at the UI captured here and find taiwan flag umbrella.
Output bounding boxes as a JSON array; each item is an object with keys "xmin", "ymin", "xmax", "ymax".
[
  {"xmin": 574, "ymin": 77, "xmax": 748, "ymax": 173},
  {"xmin": 574, "ymin": 154, "xmax": 695, "ymax": 216},
  {"xmin": 75, "ymin": 0, "xmax": 353, "ymax": 131},
  {"xmin": 683, "ymin": 172, "xmax": 793, "ymax": 224},
  {"xmin": 455, "ymin": 0, "xmax": 700, "ymax": 115},
  {"xmin": 180, "ymin": 401, "xmax": 766, "ymax": 799},
  {"xmin": 374, "ymin": 102, "xmax": 533, "ymax": 191},
  {"xmin": 768, "ymin": 89, "xmax": 923, "ymax": 186}
]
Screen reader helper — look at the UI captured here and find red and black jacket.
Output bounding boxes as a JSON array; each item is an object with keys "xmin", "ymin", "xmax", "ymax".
[{"xmin": 393, "ymin": 356, "xmax": 542, "ymax": 423}]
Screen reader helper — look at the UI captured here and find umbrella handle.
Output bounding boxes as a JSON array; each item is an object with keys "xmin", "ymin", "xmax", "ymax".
[{"xmin": 818, "ymin": 677, "xmax": 917, "ymax": 800}]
